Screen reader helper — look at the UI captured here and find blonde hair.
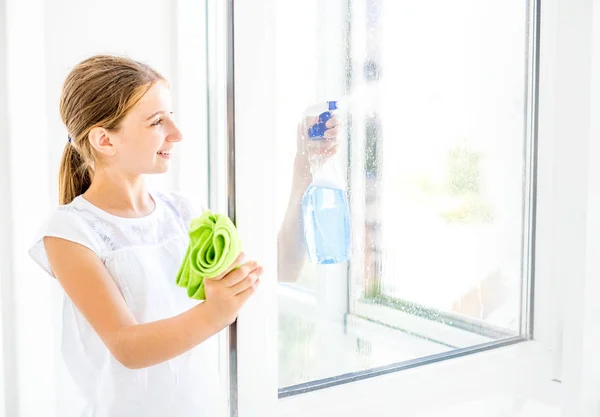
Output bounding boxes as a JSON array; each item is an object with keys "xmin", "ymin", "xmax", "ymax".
[{"xmin": 58, "ymin": 55, "xmax": 165, "ymax": 205}]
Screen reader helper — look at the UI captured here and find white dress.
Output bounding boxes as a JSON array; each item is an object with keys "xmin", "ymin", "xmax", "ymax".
[{"xmin": 28, "ymin": 190, "xmax": 223, "ymax": 417}]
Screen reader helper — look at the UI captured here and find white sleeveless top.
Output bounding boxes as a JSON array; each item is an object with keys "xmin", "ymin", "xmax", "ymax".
[{"xmin": 28, "ymin": 190, "xmax": 223, "ymax": 417}]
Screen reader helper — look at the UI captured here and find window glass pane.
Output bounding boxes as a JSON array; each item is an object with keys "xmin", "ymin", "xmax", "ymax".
[{"xmin": 276, "ymin": 0, "xmax": 534, "ymax": 389}]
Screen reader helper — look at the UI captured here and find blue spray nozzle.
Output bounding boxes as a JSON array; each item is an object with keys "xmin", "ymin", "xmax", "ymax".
[
  {"xmin": 308, "ymin": 120, "xmax": 328, "ymax": 138},
  {"xmin": 319, "ymin": 111, "xmax": 333, "ymax": 124},
  {"xmin": 308, "ymin": 102, "xmax": 338, "ymax": 139},
  {"xmin": 308, "ymin": 112, "xmax": 331, "ymax": 138}
]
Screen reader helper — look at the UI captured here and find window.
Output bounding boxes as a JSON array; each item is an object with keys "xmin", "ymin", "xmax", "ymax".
[{"xmin": 276, "ymin": 0, "xmax": 537, "ymax": 392}]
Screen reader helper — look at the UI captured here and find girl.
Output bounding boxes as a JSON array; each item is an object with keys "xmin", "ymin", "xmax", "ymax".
[
  {"xmin": 27, "ymin": 53, "xmax": 339, "ymax": 417},
  {"xmin": 28, "ymin": 55, "xmax": 263, "ymax": 417}
]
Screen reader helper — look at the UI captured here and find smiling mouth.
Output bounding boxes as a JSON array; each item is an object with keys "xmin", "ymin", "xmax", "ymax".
[{"xmin": 157, "ymin": 150, "xmax": 172, "ymax": 156}]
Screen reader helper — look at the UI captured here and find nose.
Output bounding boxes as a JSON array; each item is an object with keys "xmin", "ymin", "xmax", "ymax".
[{"xmin": 167, "ymin": 118, "xmax": 183, "ymax": 143}]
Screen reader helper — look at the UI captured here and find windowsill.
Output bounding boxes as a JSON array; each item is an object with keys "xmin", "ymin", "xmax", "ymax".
[
  {"xmin": 350, "ymin": 298, "xmax": 508, "ymax": 348},
  {"xmin": 278, "ymin": 339, "xmax": 559, "ymax": 416},
  {"xmin": 278, "ymin": 283, "xmax": 526, "ymax": 394},
  {"xmin": 278, "ymin": 282, "xmax": 519, "ymax": 348}
]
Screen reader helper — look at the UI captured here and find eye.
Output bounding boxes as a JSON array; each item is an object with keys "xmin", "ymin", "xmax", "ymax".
[{"xmin": 151, "ymin": 118, "xmax": 164, "ymax": 126}]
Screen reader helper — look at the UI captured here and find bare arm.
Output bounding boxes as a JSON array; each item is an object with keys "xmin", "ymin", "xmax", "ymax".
[
  {"xmin": 277, "ymin": 156, "xmax": 312, "ymax": 283},
  {"xmin": 44, "ymin": 236, "xmax": 261, "ymax": 370},
  {"xmin": 277, "ymin": 116, "xmax": 340, "ymax": 282}
]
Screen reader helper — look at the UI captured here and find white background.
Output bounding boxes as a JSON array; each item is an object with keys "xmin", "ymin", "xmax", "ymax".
[{"xmin": 0, "ymin": 0, "xmax": 209, "ymax": 416}]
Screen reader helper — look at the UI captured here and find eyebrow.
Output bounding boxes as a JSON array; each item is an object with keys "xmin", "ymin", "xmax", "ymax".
[{"xmin": 145, "ymin": 111, "xmax": 170, "ymax": 121}]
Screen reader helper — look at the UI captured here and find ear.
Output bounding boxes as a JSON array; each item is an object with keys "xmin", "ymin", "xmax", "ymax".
[{"xmin": 88, "ymin": 127, "xmax": 116, "ymax": 156}]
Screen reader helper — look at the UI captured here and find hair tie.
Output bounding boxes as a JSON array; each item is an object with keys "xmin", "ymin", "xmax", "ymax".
[{"xmin": 68, "ymin": 136, "xmax": 72, "ymax": 143}]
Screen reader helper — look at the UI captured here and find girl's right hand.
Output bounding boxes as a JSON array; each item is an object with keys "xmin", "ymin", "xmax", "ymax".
[
  {"xmin": 293, "ymin": 115, "xmax": 340, "ymax": 186},
  {"xmin": 203, "ymin": 253, "xmax": 263, "ymax": 328}
]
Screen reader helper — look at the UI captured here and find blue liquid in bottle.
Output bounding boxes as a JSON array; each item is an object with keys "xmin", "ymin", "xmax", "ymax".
[{"xmin": 302, "ymin": 185, "xmax": 351, "ymax": 264}]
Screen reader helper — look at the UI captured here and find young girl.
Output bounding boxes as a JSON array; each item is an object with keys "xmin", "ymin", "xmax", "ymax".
[{"xmin": 27, "ymin": 55, "xmax": 264, "ymax": 417}]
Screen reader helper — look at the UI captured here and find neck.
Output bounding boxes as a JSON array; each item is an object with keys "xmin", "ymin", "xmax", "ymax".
[{"xmin": 83, "ymin": 168, "xmax": 155, "ymax": 218}]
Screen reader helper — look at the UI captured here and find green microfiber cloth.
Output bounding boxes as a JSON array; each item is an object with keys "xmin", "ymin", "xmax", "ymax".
[{"xmin": 176, "ymin": 210, "xmax": 242, "ymax": 300}]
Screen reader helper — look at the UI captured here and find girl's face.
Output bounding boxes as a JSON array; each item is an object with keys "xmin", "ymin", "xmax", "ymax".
[{"xmin": 104, "ymin": 81, "xmax": 182, "ymax": 175}]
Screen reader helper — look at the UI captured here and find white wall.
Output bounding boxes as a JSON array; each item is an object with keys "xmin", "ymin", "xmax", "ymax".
[
  {"xmin": 0, "ymin": 0, "xmax": 15, "ymax": 416},
  {"xmin": 4, "ymin": 1, "xmax": 55, "ymax": 415},
  {"xmin": 0, "ymin": 1, "xmax": 208, "ymax": 416}
]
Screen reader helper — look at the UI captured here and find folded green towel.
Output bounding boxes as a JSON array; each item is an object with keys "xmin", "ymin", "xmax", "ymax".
[{"xmin": 176, "ymin": 210, "xmax": 242, "ymax": 300}]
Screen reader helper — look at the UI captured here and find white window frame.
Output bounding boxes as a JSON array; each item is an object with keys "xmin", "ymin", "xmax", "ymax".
[
  {"xmin": 230, "ymin": 0, "xmax": 600, "ymax": 414},
  {"xmin": 276, "ymin": 0, "xmax": 538, "ymax": 381},
  {"xmin": 214, "ymin": 0, "xmax": 600, "ymax": 414}
]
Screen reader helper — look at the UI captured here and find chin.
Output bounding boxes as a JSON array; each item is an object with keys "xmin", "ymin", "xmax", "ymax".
[{"xmin": 147, "ymin": 164, "xmax": 170, "ymax": 174}]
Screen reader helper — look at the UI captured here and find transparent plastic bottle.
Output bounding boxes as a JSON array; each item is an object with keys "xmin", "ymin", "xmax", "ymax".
[{"xmin": 301, "ymin": 100, "xmax": 351, "ymax": 264}]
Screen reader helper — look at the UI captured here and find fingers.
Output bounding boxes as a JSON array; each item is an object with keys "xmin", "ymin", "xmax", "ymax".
[
  {"xmin": 230, "ymin": 267, "xmax": 263, "ymax": 296},
  {"xmin": 302, "ymin": 115, "xmax": 339, "ymax": 136},
  {"xmin": 324, "ymin": 126, "xmax": 339, "ymax": 138},
  {"xmin": 298, "ymin": 114, "xmax": 342, "ymax": 158},
  {"xmin": 236, "ymin": 277, "xmax": 261, "ymax": 302},
  {"xmin": 213, "ymin": 252, "xmax": 246, "ymax": 280},
  {"xmin": 325, "ymin": 115, "xmax": 339, "ymax": 129},
  {"xmin": 220, "ymin": 261, "xmax": 260, "ymax": 287}
]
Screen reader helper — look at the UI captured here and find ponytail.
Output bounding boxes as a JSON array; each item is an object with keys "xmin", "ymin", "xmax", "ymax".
[{"xmin": 58, "ymin": 142, "xmax": 92, "ymax": 205}]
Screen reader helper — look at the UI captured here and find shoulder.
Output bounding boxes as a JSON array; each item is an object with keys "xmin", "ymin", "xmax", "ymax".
[
  {"xmin": 44, "ymin": 203, "xmax": 104, "ymax": 251},
  {"xmin": 28, "ymin": 201, "xmax": 104, "ymax": 278}
]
